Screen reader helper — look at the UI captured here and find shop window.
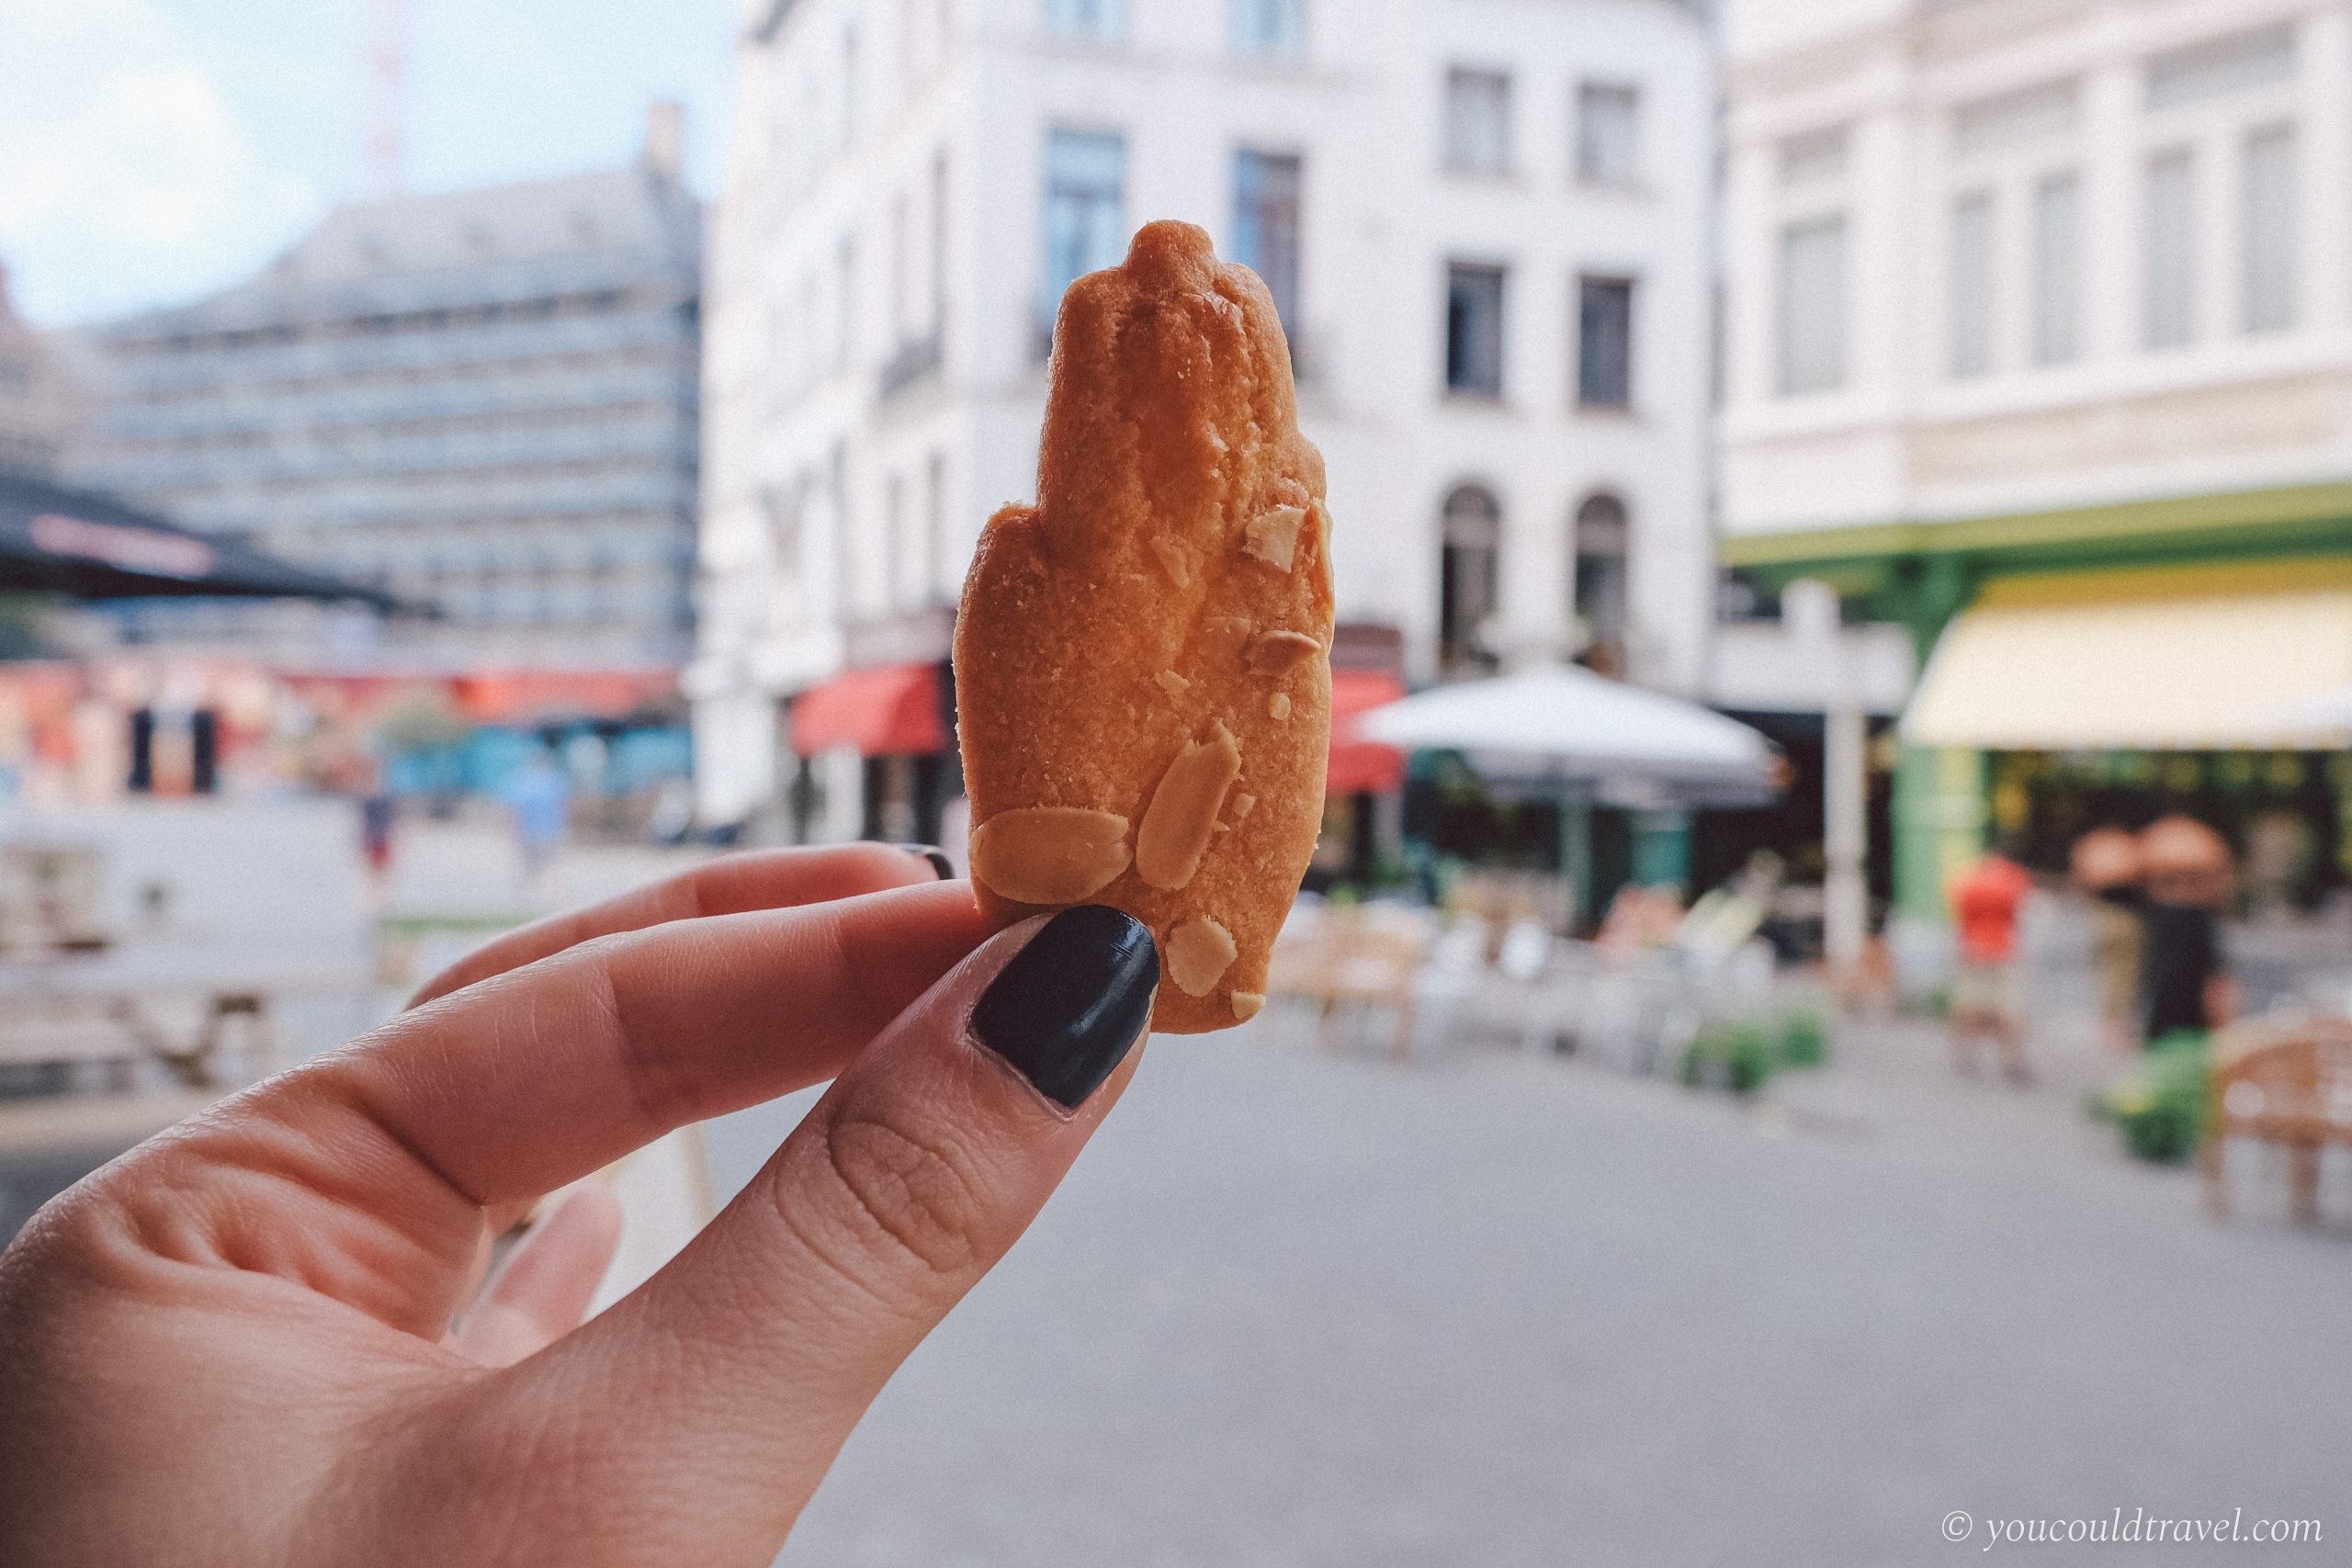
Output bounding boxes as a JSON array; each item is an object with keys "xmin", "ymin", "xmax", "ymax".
[
  {"xmin": 1572, "ymin": 492, "xmax": 1629, "ymax": 676},
  {"xmin": 1439, "ymin": 483, "xmax": 1502, "ymax": 677}
]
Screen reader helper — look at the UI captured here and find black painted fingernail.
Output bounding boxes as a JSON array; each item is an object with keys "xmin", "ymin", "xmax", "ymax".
[
  {"xmin": 893, "ymin": 844, "xmax": 956, "ymax": 880},
  {"xmin": 970, "ymin": 906, "xmax": 1156, "ymax": 1109}
]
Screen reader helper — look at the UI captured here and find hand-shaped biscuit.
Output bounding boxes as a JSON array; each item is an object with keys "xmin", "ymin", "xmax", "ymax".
[{"xmin": 955, "ymin": 220, "xmax": 1334, "ymax": 1032}]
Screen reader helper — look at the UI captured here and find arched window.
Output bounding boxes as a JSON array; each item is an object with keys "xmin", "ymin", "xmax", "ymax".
[
  {"xmin": 1571, "ymin": 491, "xmax": 1629, "ymax": 677},
  {"xmin": 1439, "ymin": 484, "xmax": 1501, "ymax": 677}
]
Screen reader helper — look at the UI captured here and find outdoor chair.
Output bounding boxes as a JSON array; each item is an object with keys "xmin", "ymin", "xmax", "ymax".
[
  {"xmin": 2202, "ymin": 1017, "xmax": 2352, "ymax": 1224},
  {"xmin": 1404, "ymin": 917, "xmax": 1489, "ymax": 1056},
  {"xmin": 1267, "ymin": 905, "xmax": 1429, "ymax": 1060}
]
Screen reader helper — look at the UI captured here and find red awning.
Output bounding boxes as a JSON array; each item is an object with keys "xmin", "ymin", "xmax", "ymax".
[
  {"xmin": 1329, "ymin": 670, "xmax": 1407, "ymax": 794},
  {"xmin": 794, "ymin": 662, "xmax": 946, "ymax": 757},
  {"xmin": 450, "ymin": 669, "xmax": 678, "ymax": 724}
]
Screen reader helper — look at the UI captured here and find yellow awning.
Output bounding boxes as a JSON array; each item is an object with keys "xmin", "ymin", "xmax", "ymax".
[{"xmin": 1903, "ymin": 560, "xmax": 2352, "ymax": 750}]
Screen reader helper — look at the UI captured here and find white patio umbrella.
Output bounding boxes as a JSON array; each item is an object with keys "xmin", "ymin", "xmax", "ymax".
[{"xmin": 1354, "ymin": 663, "xmax": 1782, "ymax": 806}]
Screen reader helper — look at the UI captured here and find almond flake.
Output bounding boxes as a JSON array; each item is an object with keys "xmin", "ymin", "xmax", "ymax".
[
  {"xmin": 1231, "ymin": 793, "xmax": 1258, "ymax": 820},
  {"xmin": 1269, "ymin": 692, "xmax": 1291, "ymax": 720},
  {"xmin": 1248, "ymin": 630, "xmax": 1323, "ymax": 673},
  {"xmin": 1199, "ymin": 615, "xmax": 1254, "ymax": 663},
  {"xmin": 1230, "ymin": 990, "xmax": 1267, "ymax": 1021},
  {"xmin": 1135, "ymin": 722, "xmax": 1242, "ymax": 890},
  {"xmin": 1165, "ymin": 916, "xmax": 1238, "ymax": 997},
  {"xmin": 1243, "ymin": 506, "xmax": 1306, "ymax": 571},
  {"xmin": 968, "ymin": 807, "xmax": 1132, "ymax": 905},
  {"xmin": 1155, "ymin": 670, "xmax": 1190, "ymax": 698},
  {"xmin": 1148, "ymin": 536, "xmax": 1192, "ymax": 587}
]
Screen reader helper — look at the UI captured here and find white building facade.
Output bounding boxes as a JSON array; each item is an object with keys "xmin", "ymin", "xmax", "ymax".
[
  {"xmin": 693, "ymin": 0, "xmax": 1717, "ymax": 831},
  {"xmin": 1717, "ymin": 0, "xmax": 2352, "ymax": 921}
]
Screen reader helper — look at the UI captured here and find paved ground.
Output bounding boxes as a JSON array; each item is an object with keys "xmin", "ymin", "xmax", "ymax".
[
  {"xmin": 699, "ymin": 1013, "xmax": 2350, "ymax": 1568},
  {"xmin": 6, "ymin": 823, "xmax": 2349, "ymax": 1563}
]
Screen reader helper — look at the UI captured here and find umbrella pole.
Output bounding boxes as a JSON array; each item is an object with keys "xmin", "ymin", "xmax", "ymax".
[{"xmin": 1556, "ymin": 794, "xmax": 1591, "ymax": 932}]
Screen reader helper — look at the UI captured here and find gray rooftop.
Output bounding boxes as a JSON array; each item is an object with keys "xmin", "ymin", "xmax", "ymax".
[{"xmin": 99, "ymin": 165, "xmax": 702, "ymax": 339}]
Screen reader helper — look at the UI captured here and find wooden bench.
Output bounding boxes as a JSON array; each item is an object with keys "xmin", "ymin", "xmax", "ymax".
[{"xmin": 2203, "ymin": 1018, "xmax": 2352, "ymax": 1224}]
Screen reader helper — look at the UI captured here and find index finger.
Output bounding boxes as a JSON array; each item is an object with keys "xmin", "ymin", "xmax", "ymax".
[{"xmin": 412, "ymin": 843, "xmax": 948, "ymax": 1007}]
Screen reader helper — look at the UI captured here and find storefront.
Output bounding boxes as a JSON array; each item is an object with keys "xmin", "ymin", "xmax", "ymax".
[
  {"xmin": 1725, "ymin": 489, "xmax": 2352, "ymax": 922},
  {"xmin": 1901, "ymin": 558, "xmax": 2352, "ymax": 907},
  {"xmin": 786, "ymin": 660, "xmax": 958, "ymax": 846}
]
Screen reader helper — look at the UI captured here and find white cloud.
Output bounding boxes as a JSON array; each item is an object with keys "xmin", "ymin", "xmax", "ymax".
[{"xmin": 0, "ymin": 0, "xmax": 322, "ymax": 323}]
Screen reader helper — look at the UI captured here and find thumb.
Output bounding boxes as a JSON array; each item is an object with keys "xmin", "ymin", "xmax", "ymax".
[{"xmin": 479, "ymin": 906, "xmax": 1155, "ymax": 1561}]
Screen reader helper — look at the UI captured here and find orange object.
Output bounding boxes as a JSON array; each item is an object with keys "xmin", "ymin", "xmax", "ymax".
[
  {"xmin": 2069, "ymin": 826, "xmax": 2142, "ymax": 892},
  {"xmin": 2140, "ymin": 814, "xmax": 2234, "ymax": 908},
  {"xmin": 1950, "ymin": 853, "xmax": 2032, "ymax": 964}
]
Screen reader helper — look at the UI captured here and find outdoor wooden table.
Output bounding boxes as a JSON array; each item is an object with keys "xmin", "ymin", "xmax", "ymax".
[{"xmin": 0, "ymin": 950, "xmax": 371, "ymax": 1090}]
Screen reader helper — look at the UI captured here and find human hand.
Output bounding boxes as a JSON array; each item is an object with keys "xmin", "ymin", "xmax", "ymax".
[{"xmin": 0, "ymin": 845, "xmax": 1158, "ymax": 1565}]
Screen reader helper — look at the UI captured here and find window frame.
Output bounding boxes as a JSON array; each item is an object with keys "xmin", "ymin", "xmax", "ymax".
[
  {"xmin": 1232, "ymin": 147, "xmax": 1306, "ymax": 340},
  {"xmin": 1443, "ymin": 67, "xmax": 1515, "ymax": 177},
  {"xmin": 1043, "ymin": 0, "xmax": 1125, "ymax": 43},
  {"xmin": 2142, "ymin": 144, "xmax": 2199, "ymax": 351},
  {"xmin": 1946, "ymin": 188, "xmax": 1997, "ymax": 379},
  {"xmin": 1574, "ymin": 81, "xmax": 1644, "ymax": 189},
  {"xmin": 1229, "ymin": 0, "xmax": 1305, "ymax": 59},
  {"xmin": 1774, "ymin": 212, "xmax": 1849, "ymax": 397},
  {"xmin": 1444, "ymin": 262, "xmax": 1508, "ymax": 398},
  {"xmin": 1575, "ymin": 274, "xmax": 1635, "ymax": 411},
  {"xmin": 2239, "ymin": 120, "xmax": 2298, "ymax": 335},
  {"xmin": 1039, "ymin": 127, "xmax": 1129, "ymax": 341}
]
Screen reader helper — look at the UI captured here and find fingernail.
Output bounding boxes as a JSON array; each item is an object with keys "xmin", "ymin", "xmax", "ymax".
[
  {"xmin": 893, "ymin": 844, "xmax": 956, "ymax": 880},
  {"xmin": 970, "ymin": 906, "xmax": 1156, "ymax": 1109}
]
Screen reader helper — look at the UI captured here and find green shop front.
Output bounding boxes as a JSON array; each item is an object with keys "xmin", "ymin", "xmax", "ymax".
[{"xmin": 1724, "ymin": 483, "xmax": 2352, "ymax": 922}]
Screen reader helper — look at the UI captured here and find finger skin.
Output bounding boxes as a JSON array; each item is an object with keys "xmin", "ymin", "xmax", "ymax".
[
  {"xmin": 448, "ymin": 919, "xmax": 1148, "ymax": 1564},
  {"xmin": 451, "ymin": 1184, "xmax": 625, "ymax": 1368},
  {"xmin": 68, "ymin": 881, "xmax": 990, "ymax": 1339},
  {"xmin": 413, "ymin": 844, "xmax": 944, "ymax": 1008}
]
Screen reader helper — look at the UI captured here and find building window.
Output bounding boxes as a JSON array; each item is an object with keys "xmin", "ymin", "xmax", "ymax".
[
  {"xmin": 1445, "ymin": 263, "xmax": 1506, "ymax": 396},
  {"xmin": 1046, "ymin": 0, "xmax": 1124, "ymax": 41},
  {"xmin": 929, "ymin": 150, "xmax": 950, "ymax": 341},
  {"xmin": 2241, "ymin": 124, "xmax": 2298, "ymax": 334},
  {"xmin": 1443, "ymin": 68, "xmax": 1512, "ymax": 175},
  {"xmin": 2031, "ymin": 171, "xmax": 2083, "ymax": 366},
  {"xmin": 1231, "ymin": 0, "xmax": 1303, "ymax": 57},
  {"xmin": 1948, "ymin": 190, "xmax": 1996, "ymax": 378},
  {"xmin": 1439, "ymin": 484, "xmax": 1501, "ymax": 677},
  {"xmin": 840, "ymin": 25, "xmax": 860, "ymax": 150},
  {"xmin": 888, "ymin": 190, "xmax": 912, "ymax": 344},
  {"xmin": 1778, "ymin": 125, "xmax": 1849, "ymax": 188},
  {"xmin": 1571, "ymin": 492, "xmax": 1629, "ymax": 677},
  {"xmin": 834, "ymin": 235, "xmax": 857, "ymax": 372},
  {"xmin": 2143, "ymin": 148, "xmax": 2197, "ymax": 349},
  {"xmin": 1232, "ymin": 150, "xmax": 1303, "ymax": 337},
  {"xmin": 1775, "ymin": 214, "xmax": 1848, "ymax": 395},
  {"xmin": 1042, "ymin": 130, "xmax": 1127, "ymax": 323},
  {"xmin": 2146, "ymin": 22, "xmax": 2295, "ymax": 112},
  {"xmin": 925, "ymin": 450, "xmax": 949, "ymax": 604},
  {"xmin": 886, "ymin": 471, "xmax": 907, "ymax": 609},
  {"xmin": 1575, "ymin": 83, "xmax": 1641, "ymax": 186},
  {"xmin": 1577, "ymin": 276, "xmax": 1634, "ymax": 408}
]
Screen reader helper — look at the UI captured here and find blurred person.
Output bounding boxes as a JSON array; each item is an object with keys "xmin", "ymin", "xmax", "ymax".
[
  {"xmin": 0, "ymin": 847, "xmax": 1157, "ymax": 1564},
  {"xmin": 360, "ymin": 791, "xmax": 398, "ymax": 884},
  {"xmin": 503, "ymin": 746, "xmax": 572, "ymax": 879},
  {"xmin": 1947, "ymin": 844, "xmax": 2033, "ymax": 1083},
  {"xmin": 2069, "ymin": 826, "xmax": 2144, "ymax": 1054},
  {"xmin": 2137, "ymin": 816, "xmax": 2237, "ymax": 1044}
]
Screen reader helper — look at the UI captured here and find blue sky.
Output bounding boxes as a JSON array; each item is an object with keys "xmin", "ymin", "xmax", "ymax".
[{"xmin": 0, "ymin": 0, "xmax": 736, "ymax": 325}]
